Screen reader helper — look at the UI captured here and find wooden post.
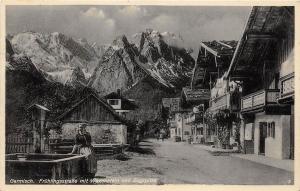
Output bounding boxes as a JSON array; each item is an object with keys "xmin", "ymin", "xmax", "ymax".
[{"xmin": 28, "ymin": 104, "xmax": 50, "ymax": 153}]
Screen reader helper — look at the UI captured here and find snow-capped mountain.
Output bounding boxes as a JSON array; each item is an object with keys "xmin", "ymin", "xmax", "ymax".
[
  {"xmin": 89, "ymin": 29, "xmax": 195, "ymax": 95},
  {"xmin": 9, "ymin": 31, "xmax": 105, "ymax": 86}
]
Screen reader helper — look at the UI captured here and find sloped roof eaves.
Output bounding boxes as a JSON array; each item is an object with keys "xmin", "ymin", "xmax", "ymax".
[
  {"xmin": 27, "ymin": 103, "xmax": 50, "ymax": 112},
  {"xmin": 183, "ymin": 87, "xmax": 210, "ymax": 101},
  {"xmin": 201, "ymin": 41, "xmax": 237, "ymax": 56},
  {"xmin": 226, "ymin": 6, "xmax": 286, "ymax": 78},
  {"xmin": 56, "ymin": 94, "xmax": 124, "ymax": 123}
]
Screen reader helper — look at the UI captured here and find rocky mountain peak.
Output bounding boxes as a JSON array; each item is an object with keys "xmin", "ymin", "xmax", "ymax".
[
  {"xmin": 89, "ymin": 29, "xmax": 195, "ymax": 96},
  {"xmin": 111, "ymin": 35, "xmax": 132, "ymax": 50},
  {"xmin": 65, "ymin": 66, "xmax": 87, "ymax": 88},
  {"xmin": 6, "ymin": 38, "xmax": 14, "ymax": 60}
]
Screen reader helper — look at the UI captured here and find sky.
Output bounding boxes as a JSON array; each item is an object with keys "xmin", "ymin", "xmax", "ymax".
[{"xmin": 6, "ymin": 5, "xmax": 252, "ymax": 58}]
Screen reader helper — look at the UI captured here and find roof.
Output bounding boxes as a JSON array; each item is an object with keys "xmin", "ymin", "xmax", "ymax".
[
  {"xmin": 226, "ymin": 6, "xmax": 294, "ymax": 79},
  {"xmin": 193, "ymin": 40, "xmax": 238, "ymax": 88},
  {"xmin": 56, "ymin": 93, "xmax": 133, "ymax": 127},
  {"xmin": 182, "ymin": 87, "xmax": 210, "ymax": 102},
  {"xmin": 57, "ymin": 94, "xmax": 115, "ymax": 119},
  {"xmin": 27, "ymin": 103, "xmax": 50, "ymax": 112},
  {"xmin": 200, "ymin": 41, "xmax": 237, "ymax": 57}
]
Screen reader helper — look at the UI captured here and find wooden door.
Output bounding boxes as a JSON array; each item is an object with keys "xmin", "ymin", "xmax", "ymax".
[{"xmin": 259, "ymin": 122, "xmax": 267, "ymax": 154}]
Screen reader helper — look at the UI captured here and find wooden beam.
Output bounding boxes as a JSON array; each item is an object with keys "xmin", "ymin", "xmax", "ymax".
[
  {"xmin": 200, "ymin": 42, "xmax": 219, "ymax": 57},
  {"xmin": 217, "ymin": 41, "xmax": 233, "ymax": 49},
  {"xmin": 246, "ymin": 33, "xmax": 277, "ymax": 40}
]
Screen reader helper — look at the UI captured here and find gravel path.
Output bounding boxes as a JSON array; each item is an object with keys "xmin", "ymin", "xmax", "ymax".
[{"xmin": 96, "ymin": 139, "xmax": 293, "ymax": 184}]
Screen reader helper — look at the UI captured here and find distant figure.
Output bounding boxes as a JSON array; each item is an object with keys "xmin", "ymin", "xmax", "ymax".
[
  {"xmin": 70, "ymin": 123, "xmax": 97, "ymax": 178},
  {"xmin": 134, "ymin": 120, "xmax": 142, "ymax": 146},
  {"xmin": 160, "ymin": 129, "xmax": 166, "ymax": 141}
]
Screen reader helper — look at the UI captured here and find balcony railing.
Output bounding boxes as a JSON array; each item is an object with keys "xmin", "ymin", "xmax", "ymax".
[
  {"xmin": 241, "ymin": 89, "xmax": 280, "ymax": 112},
  {"xmin": 210, "ymin": 93, "xmax": 230, "ymax": 112},
  {"xmin": 280, "ymin": 72, "xmax": 294, "ymax": 99}
]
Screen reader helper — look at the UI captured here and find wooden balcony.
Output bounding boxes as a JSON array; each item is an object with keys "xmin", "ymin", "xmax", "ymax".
[
  {"xmin": 210, "ymin": 93, "xmax": 230, "ymax": 112},
  {"xmin": 241, "ymin": 89, "xmax": 280, "ymax": 113},
  {"xmin": 279, "ymin": 72, "xmax": 294, "ymax": 102}
]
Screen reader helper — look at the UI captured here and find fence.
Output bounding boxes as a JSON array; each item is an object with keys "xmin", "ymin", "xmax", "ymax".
[{"xmin": 6, "ymin": 134, "xmax": 34, "ymax": 153}]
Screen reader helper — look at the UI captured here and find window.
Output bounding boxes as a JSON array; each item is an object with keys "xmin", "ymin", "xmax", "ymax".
[
  {"xmin": 108, "ymin": 99, "xmax": 119, "ymax": 105},
  {"xmin": 267, "ymin": 122, "xmax": 275, "ymax": 138},
  {"xmin": 184, "ymin": 131, "xmax": 190, "ymax": 135}
]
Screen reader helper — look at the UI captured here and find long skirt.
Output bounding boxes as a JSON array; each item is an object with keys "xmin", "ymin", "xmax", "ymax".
[{"xmin": 79, "ymin": 146, "xmax": 97, "ymax": 176}]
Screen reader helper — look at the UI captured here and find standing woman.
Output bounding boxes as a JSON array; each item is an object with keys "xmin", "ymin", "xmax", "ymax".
[{"xmin": 70, "ymin": 123, "xmax": 97, "ymax": 178}]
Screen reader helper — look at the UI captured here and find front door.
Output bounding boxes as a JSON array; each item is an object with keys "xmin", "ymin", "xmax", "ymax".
[{"xmin": 259, "ymin": 122, "xmax": 267, "ymax": 155}]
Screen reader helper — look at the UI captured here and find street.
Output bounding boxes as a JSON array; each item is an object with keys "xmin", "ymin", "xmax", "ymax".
[{"xmin": 96, "ymin": 139, "xmax": 293, "ymax": 184}]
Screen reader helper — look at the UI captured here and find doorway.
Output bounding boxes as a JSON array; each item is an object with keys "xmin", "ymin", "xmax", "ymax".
[{"xmin": 259, "ymin": 122, "xmax": 267, "ymax": 155}]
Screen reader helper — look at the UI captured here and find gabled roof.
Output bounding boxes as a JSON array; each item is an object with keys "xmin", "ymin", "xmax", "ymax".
[
  {"xmin": 56, "ymin": 93, "xmax": 135, "ymax": 127},
  {"xmin": 57, "ymin": 93, "xmax": 118, "ymax": 120},
  {"xmin": 182, "ymin": 87, "xmax": 210, "ymax": 102}
]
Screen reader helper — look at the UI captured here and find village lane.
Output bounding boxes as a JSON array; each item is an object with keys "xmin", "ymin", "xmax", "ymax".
[{"xmin": 96, "ymin": 138, "xmax": 293, "ymax": 184}]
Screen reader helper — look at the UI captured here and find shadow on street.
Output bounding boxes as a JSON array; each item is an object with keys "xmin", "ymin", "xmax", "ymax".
[{"xmin": 126, "ymin": 140, "xmax": 156, "ymax": 155}]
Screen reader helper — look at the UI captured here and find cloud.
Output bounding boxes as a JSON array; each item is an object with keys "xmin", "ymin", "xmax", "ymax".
[
  {"xmin": 80, "ymin": 7, "xmax": 115, "ymax": 28},
  {"xmin": 149, "ymin": 14, "xmax": 179, "ymax": 31},
  {"xmin": 81, "ymin": 7, "xmax": 106, "ymax": 19},
  {"xmin": 118, "ymin": 6, "xmax": 148, "ymax": 17},
  {"xmin": 105, "ymin": 18, "xmax": 116, "ymax": 28}
]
